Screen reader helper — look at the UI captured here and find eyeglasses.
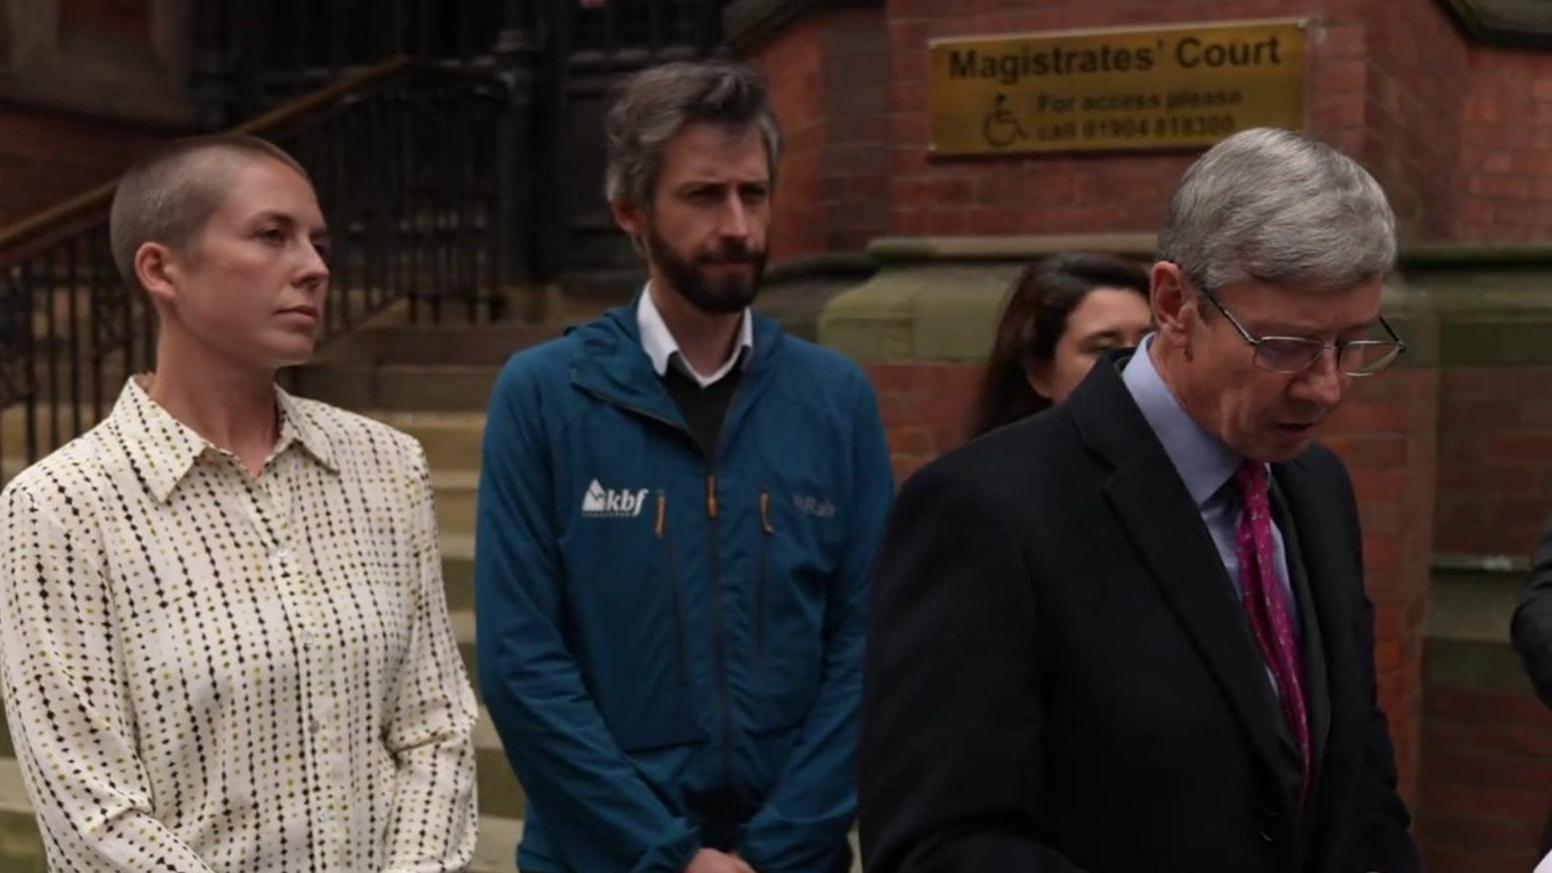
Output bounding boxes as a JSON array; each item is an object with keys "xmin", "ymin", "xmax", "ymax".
[{"xmin": 1198, "ymin": 287, "xmax": 1406, "ymax": 377}]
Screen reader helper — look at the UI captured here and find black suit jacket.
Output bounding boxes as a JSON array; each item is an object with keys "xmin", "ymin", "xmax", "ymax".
[
  {"xmin": 859, "ymin": 354, "xmax": 1420, "ymax": 873},
  {"xmin": 1513, "ymin": 514, "xmax": 1552, "ymax": 709}
]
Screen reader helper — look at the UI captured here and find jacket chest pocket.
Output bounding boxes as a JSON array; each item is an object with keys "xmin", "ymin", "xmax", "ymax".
[
  {"xmin": 751, "ymin": 485, "xmax": 839, "ymax": 729},
  {"xmin": 562, "ymin": 489, "xmax": 702, "ymax": 753}
]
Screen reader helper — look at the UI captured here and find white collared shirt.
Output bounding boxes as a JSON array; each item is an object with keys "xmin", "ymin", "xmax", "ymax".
[
  {"xmin": 0, "ymin": 378, "xmax": 477, "ymax": 872},
  {"xmin": 637, "ymin": 284, "xmax": 754, "ymax": 388}
]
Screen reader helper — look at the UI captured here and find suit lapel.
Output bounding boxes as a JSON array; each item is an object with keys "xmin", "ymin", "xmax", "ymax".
[
  {"xmin": 1272, "ymin": 457, "xmax": 1366, "ymax": 851},
  {"xmin": 1070, "ymin": 357, "xmax": 1300, "ymax": 799}
]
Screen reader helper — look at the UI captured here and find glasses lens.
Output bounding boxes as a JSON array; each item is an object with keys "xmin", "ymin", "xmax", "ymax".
[
  {"xmin": 1253, "ymin": 338, "xmax": 1323, "ymax": 373},
  {"xmin": 1339, "ymin": 341, "xmax": 1403, "ymax": 376}
]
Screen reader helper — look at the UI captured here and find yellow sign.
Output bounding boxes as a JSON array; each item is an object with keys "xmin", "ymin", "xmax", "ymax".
[{"xmin": 928, "ymin": 20, "xmax": 1307, "ymax": 156}]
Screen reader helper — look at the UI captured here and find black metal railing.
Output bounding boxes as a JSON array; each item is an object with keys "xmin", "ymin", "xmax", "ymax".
[
  {"xmin": 194, "ymin": 0, "xmax": 511, "ymax": 124},
  {"xmin": 0, "ymin": 59, "xmax": 511, "ymax": 470},
  {"xmin": 565, "ymin": 0, "xmax": 723, "ymax": 58},
  {"xmin": 195, "ymin": 1, "xmax": 723, "ymax": 124}
]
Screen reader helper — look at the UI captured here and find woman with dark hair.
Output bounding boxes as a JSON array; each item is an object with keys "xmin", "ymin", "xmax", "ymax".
[{"xmin": 969, "ymin": 252, "xmax": 1152, "ymax": 437}]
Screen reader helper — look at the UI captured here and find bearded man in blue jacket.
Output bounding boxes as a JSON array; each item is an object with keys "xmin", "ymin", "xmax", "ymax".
[{"xmin": 475, "ymin": 59, "xmax": 894, "ymax": 873}]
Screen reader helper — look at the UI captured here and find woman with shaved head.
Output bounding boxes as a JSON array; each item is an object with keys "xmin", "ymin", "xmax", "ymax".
[{"xmin": 0, "ymin": 135, "xmax": 477, "ymax": 872}]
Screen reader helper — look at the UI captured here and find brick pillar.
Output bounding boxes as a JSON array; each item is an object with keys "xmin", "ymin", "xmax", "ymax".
[
  {"xmin": 1323, "ymin": 359, "xmax": 1439, "ymax": 804},
  {"xmin": 744, "ymin": 5, "xmax": 891, "ymax": 263}
]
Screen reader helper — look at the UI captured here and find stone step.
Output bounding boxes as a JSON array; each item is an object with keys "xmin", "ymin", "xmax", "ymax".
[
  {"xmin": 0, "ymin": 756, "xmax": 525, "ymax": 872},
  {"xmin": 443, "ymin": 532, "xmax": 475, "ymax": 612},
  {"xmin": 0, "ymin": 388, "xmax": 119, "ymax": 447},
  {"xmin": 360, "ymin": 409, "xmax": 487, "ymax": 475},
  {"xmin": 1, "ymin": 455, "xmax": 25, "ymax": 488},
  {"xmin": 318, "ymin": 323, "xmax": 557, "ymax": 368},
  {"xmin": 453, "ymin": 608, "xmax": 481, "ymax": 701},
  {"xmin": 289, "ymin": 363, "xmax": 502, "ymax": 412},
  {"xmin": 432, "ymin": 468, "xmax": 480, "ymax": 540}
]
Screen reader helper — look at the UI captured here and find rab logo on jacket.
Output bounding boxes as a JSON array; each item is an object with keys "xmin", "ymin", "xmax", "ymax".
[{"xmin": 581, "ymin": 479, "xmax": 650, "ymax": 518}]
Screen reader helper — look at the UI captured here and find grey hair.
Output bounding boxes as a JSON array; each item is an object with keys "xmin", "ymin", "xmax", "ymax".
[
  {"xmin": 604, "ymin": 59, "xmax": 783, "ymax": 210},
  {"xmin": 1158, "ymin": 128, "xmax": 1396, "ymax": 293},
  {"xmin": 110, "ymin": 134, "xmax": 310, "ymax": 293}
]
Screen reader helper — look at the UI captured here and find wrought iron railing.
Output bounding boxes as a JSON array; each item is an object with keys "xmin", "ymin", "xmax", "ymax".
[
  {"xmin": 193, "ymin": 1, "xmax": 720, "ymax": 126},
  {"xmin": 1, "ymin": 1, "xmax": 736, "ymax": 473},
  {"xmin": 0, "ymin": 58, "xmax": 511, "ymax": 469}
]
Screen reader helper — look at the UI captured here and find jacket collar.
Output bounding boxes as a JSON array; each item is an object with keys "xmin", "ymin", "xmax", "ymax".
[
  {"xmin": 568, "ymin": 301, "xmax": 784, "ymax": 438},
  {"xmin": 111, "ymin": 376, "xmax": 337, "ymax": 503}
]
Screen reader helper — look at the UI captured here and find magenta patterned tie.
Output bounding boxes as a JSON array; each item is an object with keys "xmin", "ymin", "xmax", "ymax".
[{"xmin": 1234, "ymin": 461, "xmax": 1311, "ymax": 805}]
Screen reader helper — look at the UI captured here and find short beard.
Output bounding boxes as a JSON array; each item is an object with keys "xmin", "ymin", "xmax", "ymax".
[{"xmin": 644, "ymin": 225, "xmax": 766, "ymax": 316}]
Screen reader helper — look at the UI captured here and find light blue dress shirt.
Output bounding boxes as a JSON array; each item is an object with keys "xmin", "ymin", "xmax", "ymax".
[{"xmin": 1121, "ymin": 335, "xmax": 1300, "ymax": 631}]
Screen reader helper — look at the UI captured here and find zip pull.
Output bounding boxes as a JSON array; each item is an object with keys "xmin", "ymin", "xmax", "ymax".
[
  {"xmin": 759, "ymin": 489, "xmax": 775, "ymax": 534},
  {"xmin": 655, "ymin": 491, "xmax": 667, "ymax": 538},
  {"xmin": 707, "ymin": 474, "xmax": 719, "ymax": 519}
]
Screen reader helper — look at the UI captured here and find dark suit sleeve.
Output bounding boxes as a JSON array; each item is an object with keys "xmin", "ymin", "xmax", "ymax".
[
  {"xmin": 1512, "ymin": 514, "xmax": 1552, "ymax": 710},
  {"xmin": 859, "ymin": 459, "xmax": 1089, "ymax": 873},
  {"xmin": 1332, "ymin": 460, "xmax": 1423, "ymax": 873}
]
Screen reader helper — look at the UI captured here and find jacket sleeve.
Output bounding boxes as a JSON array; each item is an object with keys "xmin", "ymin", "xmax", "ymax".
[
  {"xmin": 382, "ymin": 446, "xmax": 479, "ymax": 872},
  {"xmin": 0, "ymin": 484, "xmax": 218, "ymax": 873},
  {"xmin": 474, "ymin": 360, "xmax": 700, "ymax": 873},
  {"xmin": 740, "ymin": 380, "xmax": 894, "ymax": 872},
  {"xmin": 857, "ymin": 458, "xmax": 1090, "ymax": 873},
  {"xmin": 1512, "ymin": 513, "xmax": 1552, "ymax": 710}
]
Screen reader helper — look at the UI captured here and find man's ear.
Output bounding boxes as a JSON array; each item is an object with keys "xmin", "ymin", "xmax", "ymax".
[
  {"xmin": 1150, "ymin": 261, "xmax": 1199, "ymax": 352},
  {"xmin": 610, "ymin": 199, "xmax": 647, "ymax": 256},
  {"xmin": 135, "ymin": 241, "xmax": 180, "ymax": 310}
]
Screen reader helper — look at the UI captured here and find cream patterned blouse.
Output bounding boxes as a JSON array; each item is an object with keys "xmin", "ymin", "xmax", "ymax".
[{"xmin": 0, "ymin": 378, "xmax": 477, "ymax": 871}]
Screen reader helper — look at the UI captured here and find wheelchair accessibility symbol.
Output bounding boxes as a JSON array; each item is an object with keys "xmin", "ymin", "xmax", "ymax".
[{"xmin": 981, "ymin": 93, "xmax": 1030, "ymax": 149}]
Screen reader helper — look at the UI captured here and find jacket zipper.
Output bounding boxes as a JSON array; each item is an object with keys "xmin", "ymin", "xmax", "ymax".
[
  {"xmin": 704, "ymin": 371, "xmax": 751, "ymax": 795},
  {"xmin": 576, "ymin": 382, "xmax": 743, "ymax": 792},
  {"xmin": 704, "ymin": 470, "xmax": 735, "ymax": 789},
  {"xmin": 755, "ymin": 489, "xmax": 774, "ymax": 671},
  {"xmin": 655, "ymin": 491, "xmax": 689, "ymax": 685}
]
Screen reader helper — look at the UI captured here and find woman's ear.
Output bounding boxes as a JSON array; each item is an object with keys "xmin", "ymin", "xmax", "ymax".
[
  {"xmin": 1024, "ymin": 360, "xmax": 1055, "ymax": 402},
  {"xmin": 135, "ymin": 241, "xmax": 180, "ymax": 309}
]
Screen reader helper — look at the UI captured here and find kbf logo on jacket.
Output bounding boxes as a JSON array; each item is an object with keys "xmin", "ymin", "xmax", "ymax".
[{"xmin": 581, "ymin": 479, "xmax": 650, "ymax": 518}]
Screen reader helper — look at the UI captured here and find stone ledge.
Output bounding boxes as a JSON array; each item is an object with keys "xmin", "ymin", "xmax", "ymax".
[
  {"xmin": 1434, "ymin": 552, "xmax": 1533, "ymax": 575},
  {"xmin": 820, "ymin": 262, "xmax": 1019, "ymax": 363},
  {"xmin": 868, "ymin": 233, "xmax": 1156, "ymax": 264},
  {"xmin": 1424, "ymin": 637, "xmax": 1534, "ymax": 694},
  {"xmin": 819, "ymin": 234, "xmax": 1442, "ymax": 366},
  {"xmin": 818, "ymin": 235, "xmax": 1552, "ymax": 367},
  {"xmin": 1429, "ymin": 562, "xmax": 1524, "ymax": 645}
]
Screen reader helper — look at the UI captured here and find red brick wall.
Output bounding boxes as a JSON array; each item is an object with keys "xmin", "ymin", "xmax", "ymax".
[
  {"xmin": 748, "ymin": 8, "xmax": 892, "ymax": 263},
  {"xmin": 1455, "ymin": 53, "xmax": 1552, "ymax": 240},
  {"xmin": 1417, "ymin": 685, "xmax": 1552, "ymax": 871},
  {"xmin": 1354, "ymin": 0, "xmax": 1467, "ymax": 240},
  {"xmin": 0, "ymin": 108, "xmax": 167, "ymax": 228},
  {"xmin": 866, "ymin": 363, "xmax": 983, "ymax": 482},
  {"xmin": 1324, "ymin": 368, "xmax": 1440, "ymax": 801}
]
